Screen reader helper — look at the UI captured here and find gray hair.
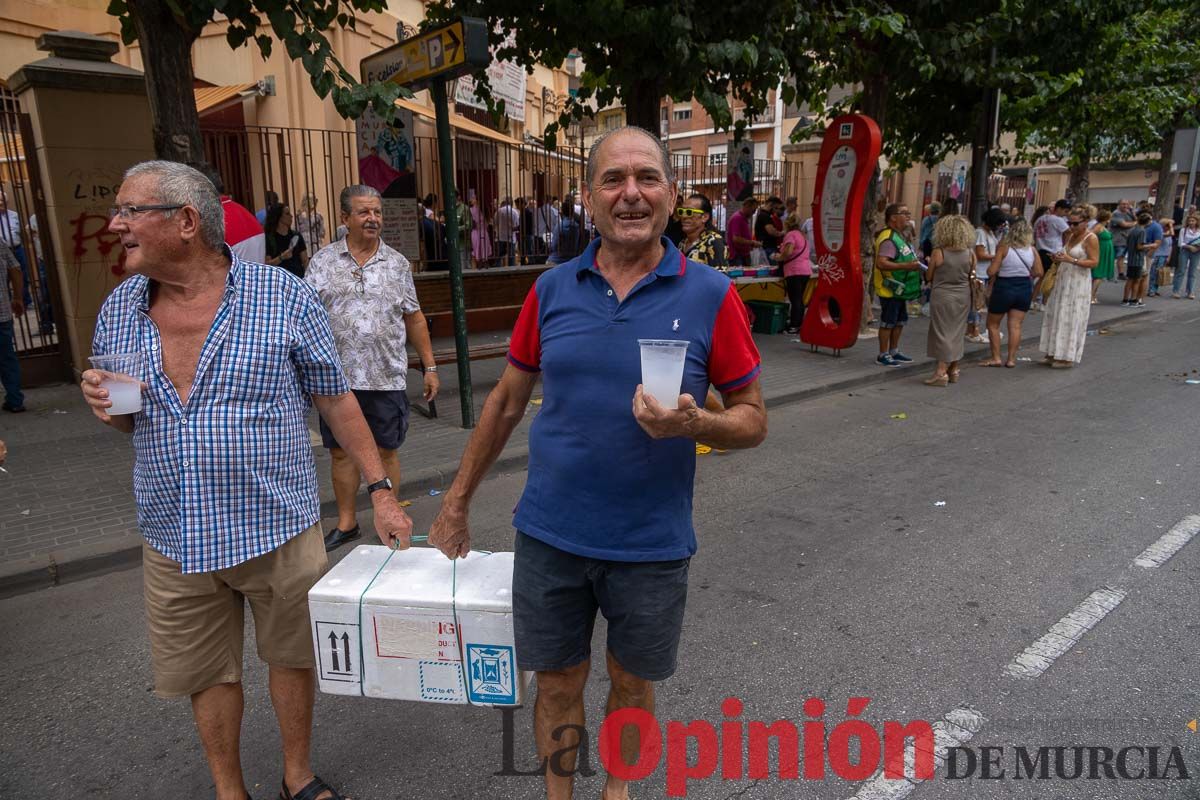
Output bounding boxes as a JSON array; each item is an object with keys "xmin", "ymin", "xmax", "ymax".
[
  {"xmin": 340, "ymin": 184, "xmax": 382, "ymax": 214},
  {"xmin": 123, "ymin": 160, "xmax": 224, "ymax": 250},
  {"xmin": 585, "ymin": 126, "xmax": 675, "ymax": 188}
]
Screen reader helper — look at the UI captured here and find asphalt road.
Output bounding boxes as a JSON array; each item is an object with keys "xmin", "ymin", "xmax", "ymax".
[{"xmin": 2, "ymin": 304, "xmax": 1198, "ymax": 799}]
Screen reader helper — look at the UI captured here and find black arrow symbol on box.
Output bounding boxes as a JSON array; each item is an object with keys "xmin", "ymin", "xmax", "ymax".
[
  {"xmin": 444, "ymin": 28, "xmax": 460, "ymax": 62},
  {"xmin": 328, "ymin": 631, "xmax": 340, "ymax": 672},
  {"xmin": 341, "ymin": 632, "xmax": 352, "ymax": 672}
]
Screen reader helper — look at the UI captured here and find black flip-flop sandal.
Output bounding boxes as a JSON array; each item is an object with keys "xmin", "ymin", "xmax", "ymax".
[{"xmin": 280, "ymin": 776, "xmax": 347, "ymax": 800}]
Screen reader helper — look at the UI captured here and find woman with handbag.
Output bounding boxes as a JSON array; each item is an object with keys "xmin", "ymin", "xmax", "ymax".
[
  {"xmin": 984, "ymin": 218, "xmax": 1041, "ymax": 368},
  {"xmin": 1040, "ymin": 207, "xmax": 1099, "ymax": 368},
  {"xmin": 923, "ymin": 214, "xmax": 976, "ymax": 386},
  {"xmin": 774, "ymin": 212, "xmax": 813, "ymax": 333}
]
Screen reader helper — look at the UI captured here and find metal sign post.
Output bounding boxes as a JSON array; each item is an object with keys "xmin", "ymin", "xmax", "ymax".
[{"xmin": 363, "ymin": 18, "xmax": 489, "ymax": 428}]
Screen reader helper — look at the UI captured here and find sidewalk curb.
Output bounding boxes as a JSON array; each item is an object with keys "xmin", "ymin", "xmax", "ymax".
[
  {"xmin": 0, "ymin": 309, "xmax": 1152, "ymax": 597},
  {"xmin": 0, "ymin": 447, "xmax": 532, "ymax": 598}
]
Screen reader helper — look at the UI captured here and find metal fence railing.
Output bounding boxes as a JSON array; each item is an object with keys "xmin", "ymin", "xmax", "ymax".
[
  {"xmin": 1, "ymin": 103, "xmax": 66, "ymax": 384},
  {"xmin": 202, "ymin": 124, "xmax": 806, "ymax": 271}
]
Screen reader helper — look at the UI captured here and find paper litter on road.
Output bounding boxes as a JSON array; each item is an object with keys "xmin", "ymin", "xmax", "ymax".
[
  {"xmin": 1018, "ymin": 357, "xmax": 1032, "ymax": 362},
  {"xmin": 52, "ymin": 410, "xmax": 68, "ymax": 414},
  {"xmin": 398, "ymin": 500, "xmax": 412, "ymax": 507},
  {"xmin": 695, "ymin": 444, "xmax": 712, "ymax": 455},
  {"xmin": 428, "ymin": 489, "xmax": 442, "ymax": 496},
  {"xmin": 934, "ymin": 501, "xmax": 947, "ymax": 507},
  {"xmin": 890, "ymin": 413, "xmax": 908, "ymax": 420},
  {"xmin": 20, "ymin": 509, "xmax": 30, "ymax": 515},
  {"xmin": 1186, "ymin": 379, "xmax": 1200, "ymax": 385}
]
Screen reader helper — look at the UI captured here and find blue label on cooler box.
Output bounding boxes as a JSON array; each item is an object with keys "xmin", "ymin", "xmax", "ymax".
[{"xmin": 465, "ymin": 643, "xmax": 517, "ymax": 705}]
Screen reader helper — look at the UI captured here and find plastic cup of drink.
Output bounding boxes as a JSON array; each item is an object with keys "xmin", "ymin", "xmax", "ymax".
[
  {"xmin": 638, "ymin": 339, "xmax": 689, "ymax": 406},
  {"xmin": 88, "ymin": 352, "xmax": 144, "ymax": 415}
]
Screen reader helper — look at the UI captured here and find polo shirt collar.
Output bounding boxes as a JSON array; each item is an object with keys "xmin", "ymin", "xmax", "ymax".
[
  {"xmin": 575, "ymin": 236, "xmax": 686, "ymax": 279},
  {"xmin": 135, "ymin": 244, "xmax": 240, "ymax": 311}
]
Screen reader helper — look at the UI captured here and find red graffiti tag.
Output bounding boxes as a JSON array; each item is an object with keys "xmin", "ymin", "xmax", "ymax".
[{"xmin": 70, "ymin": 211, "xmax": 126, "ymax": 276}]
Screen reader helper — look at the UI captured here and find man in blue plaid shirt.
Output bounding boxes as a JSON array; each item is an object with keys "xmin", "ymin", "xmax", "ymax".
[{"xmin": 81, "ymin": 161, "xmax": 410, "ymax": 800}]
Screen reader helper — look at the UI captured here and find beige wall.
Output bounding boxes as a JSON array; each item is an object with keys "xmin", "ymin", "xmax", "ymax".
[
  {"xmin": 0, "ymin": 1, "xmax": 124, "ymax": 80},
  {"xmin": 18, "ymin": 83, "xmax": 155, "ymax": 372}
]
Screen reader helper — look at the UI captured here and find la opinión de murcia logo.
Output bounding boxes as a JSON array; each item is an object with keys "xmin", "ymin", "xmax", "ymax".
[{"xmin": 494, "ymin": 697, "xmax": 1192, "ymax": 797}]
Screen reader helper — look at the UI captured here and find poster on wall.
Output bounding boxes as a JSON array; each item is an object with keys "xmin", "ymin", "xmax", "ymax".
[
  {"xmin": 455, "ymin": 28, "xmax": 527, "ymax": 123},
  {"xmin": 726, "ymin": 140, "xmax": 755, "ymax": 202},
  {"xmin": 382, "ymin": 198, "xmax": 422, "ymax": 264},
  {"xmin": 949, "ymin": 160, "xmax": 968, "ymax": 201},
  {"xmin": 356, "ymin": 106, "xmax": 417, "ymax": 199}
]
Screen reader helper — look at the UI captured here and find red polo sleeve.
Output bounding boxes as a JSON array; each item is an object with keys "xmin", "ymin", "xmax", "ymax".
[
  {"xmin": 708, "ymin": 283, "xmax": 761, "ymax": 392},
  {"xmin": 507, "ymin": 285, "xmax": 541, "ymax": 372}
]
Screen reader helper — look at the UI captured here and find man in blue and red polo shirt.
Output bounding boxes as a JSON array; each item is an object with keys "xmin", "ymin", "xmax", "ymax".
[{"xmin": 430, "ymin": 126, "xmax": 766, "ymax": 800}]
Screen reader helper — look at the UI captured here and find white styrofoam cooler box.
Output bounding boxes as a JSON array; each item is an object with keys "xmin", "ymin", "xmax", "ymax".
[{"xmin": 309, "ymin": 545, "xmax": 532, "ymax": 706}]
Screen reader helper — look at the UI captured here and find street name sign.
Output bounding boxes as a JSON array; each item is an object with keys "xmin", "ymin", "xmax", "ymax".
[{"xmin": 362, "ymin": 18, "xmax": 489, "ymax": 90}]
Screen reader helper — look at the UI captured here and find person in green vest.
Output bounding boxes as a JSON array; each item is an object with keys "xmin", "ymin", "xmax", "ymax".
[
  {"xmin": 454, "ymin": 196, "xmax": 472, "ymax": 271},
  {"xmin": 872, "ymin": 203, "xmax": 923, "ymax": 366}
]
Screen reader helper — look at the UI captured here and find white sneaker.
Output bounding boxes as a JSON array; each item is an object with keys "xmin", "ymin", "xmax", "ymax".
[{"xmin": 966, "ymin": 333, "xmax": 985, "ymax": 343}]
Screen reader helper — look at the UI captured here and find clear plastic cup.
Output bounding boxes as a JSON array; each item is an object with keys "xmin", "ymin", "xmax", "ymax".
[
  {"xmin": 88, "ymin": 352, "xmax": 144, "ymax": 415},
  {"xmin": 638, "ymin": 339, "xmax": 689, "ymax": 406}
]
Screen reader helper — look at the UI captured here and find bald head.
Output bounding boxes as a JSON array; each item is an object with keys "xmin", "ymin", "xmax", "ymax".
[{"xmin": 585, "ymin": 126, "xmax": 675, "ymax": 188}]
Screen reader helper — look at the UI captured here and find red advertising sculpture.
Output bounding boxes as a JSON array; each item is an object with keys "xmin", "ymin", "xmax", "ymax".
[{"xmin": 800, "ymin": 114, "xmax": 882, "ymax": 351}]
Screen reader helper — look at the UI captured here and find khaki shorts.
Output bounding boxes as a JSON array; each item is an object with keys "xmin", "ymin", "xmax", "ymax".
[{"xmin": 142, "ymin": 523, "xmax": 328, "ymax": 697}]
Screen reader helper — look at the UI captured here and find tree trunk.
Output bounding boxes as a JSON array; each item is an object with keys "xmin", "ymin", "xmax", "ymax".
[
  {"xmin": 969, "ymin": 94, "xmax": 993, "ymax": 226},
  {"xmin": 623, "ymin": 79, "xmax": 664, "ymax": 136},
  {"xmin": 1067, "ymin": 146, "xmax": 1091, "ymax": 206},
  {"xmin": 1152, "ymin": 126, "xmax": 1179, "ymax": 219},
  {"xmin": 127, "ymin": 0, "xmax": 203, "ymax": 162},
  {"xmin": 856, "ymin": 76, "xmax": 887, "ymax": 333}
]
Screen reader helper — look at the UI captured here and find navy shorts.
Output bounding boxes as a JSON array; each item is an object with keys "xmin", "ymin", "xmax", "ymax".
[
  {"xmin": 988, "ymin": 276, "xmax": 1033, "ymax": 314},
  {"xmin": 1126, "ymin": 261, "xmax": 1145, "ymax": 280},
  {"xmin": 878, "ymin": 296, "xmax": 909, "ymax": 329},
  {"xmin": 512, "ymin": 531, "xmax": 690, "ymax": 681},
  {"xmin": 319, "ymin": 389, "xmax": 410, "ymax": 450}
]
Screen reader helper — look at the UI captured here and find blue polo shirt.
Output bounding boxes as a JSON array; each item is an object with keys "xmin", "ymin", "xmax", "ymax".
[{"xmin": 507, "ymin": 236, "xmax": 761, "ymax": 561}]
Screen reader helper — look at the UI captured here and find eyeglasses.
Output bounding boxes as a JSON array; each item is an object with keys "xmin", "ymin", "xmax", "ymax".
[
  {"xmin": 351, "ymin": 265, "xmax": 365, "ymax": 295},
  {"xmin": 108, "ymin": 204, "xmax": 184, "ymax": 220},
  {"xmin": 674, "ymin": 207, "xmax": 707, "ymax": 218}
]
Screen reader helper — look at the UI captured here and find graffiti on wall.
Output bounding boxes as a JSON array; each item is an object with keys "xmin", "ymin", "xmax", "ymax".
[{"xmin": 66, "ymin": 168, "xmax": 125, "ymax": 277}]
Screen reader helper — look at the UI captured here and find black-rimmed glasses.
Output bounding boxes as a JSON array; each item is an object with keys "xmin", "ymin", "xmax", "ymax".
[
  {"xmin": 108, "ymin": 204, "xmax": 185, "ymax": 220},
  {"xmin": 351, "ymin": 265, "xmax": 365, "ymax": 295}
]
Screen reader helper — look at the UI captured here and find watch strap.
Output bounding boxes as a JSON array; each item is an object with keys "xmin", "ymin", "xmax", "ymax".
[{"xmin": 366, "ymin": 478, "xmax": 392, "ymax": 495}]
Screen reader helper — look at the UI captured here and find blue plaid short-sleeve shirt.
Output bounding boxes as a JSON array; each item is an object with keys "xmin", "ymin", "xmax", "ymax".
[{"xmin": 92, "ymin": 251, "xmax": 349, "ymax": 573}]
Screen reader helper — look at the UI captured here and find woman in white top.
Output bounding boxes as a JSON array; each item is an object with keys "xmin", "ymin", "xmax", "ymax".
[
  {"xmin": 970, "ymin": 206, "xmax": 1008, "ymax": 343},
  {"xmin": 1174, "ymin": 212, "xmax": 1200, "ymax": 299},
  {"xmin": 983, "ymin": 218, "xmax": 1041, "ymax": 368},
  {"xmin": 1040, "ymin": 206, "xmax": 1099, "ymax": 367},
  {"xmin": 296, "ymin": 193, "xmax": 326, "ymax": 252}
]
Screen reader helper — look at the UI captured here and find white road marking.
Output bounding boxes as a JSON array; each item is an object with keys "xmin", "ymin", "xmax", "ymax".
[
  {"xmin": 1133, "ymin": 515, "xmax": 1200, "ymax": 568},
  {"xmin": 847, "ymin": 707, "xmax": 985, "ymax": 800},
  {"xmin": 850, "ymin": 516, "xmax": 1199, "ymax": 799},
  {"xmin": 1002, "ymin": 587, "xmax": 1127, "ymax": 679}
]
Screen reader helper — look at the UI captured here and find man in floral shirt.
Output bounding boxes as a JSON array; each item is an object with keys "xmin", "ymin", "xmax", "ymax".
[{"xmin": 306, "ymin": 184, "xmax": 439, "ymax": 550}]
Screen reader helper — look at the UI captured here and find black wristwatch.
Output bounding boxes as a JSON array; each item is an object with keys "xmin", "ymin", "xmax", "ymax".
[{"xmin": 366, "ymin": 477, "xmax": 393, "ymax": 495}]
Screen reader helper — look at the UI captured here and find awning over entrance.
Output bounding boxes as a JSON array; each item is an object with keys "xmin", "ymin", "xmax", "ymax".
[
  {"xmin": 395, "ymin": 97, "xmax": 523, "ymax": 147},
  {"xmin": 195, "ymin": 83, "xmax": 257, "ymax": 116}
]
